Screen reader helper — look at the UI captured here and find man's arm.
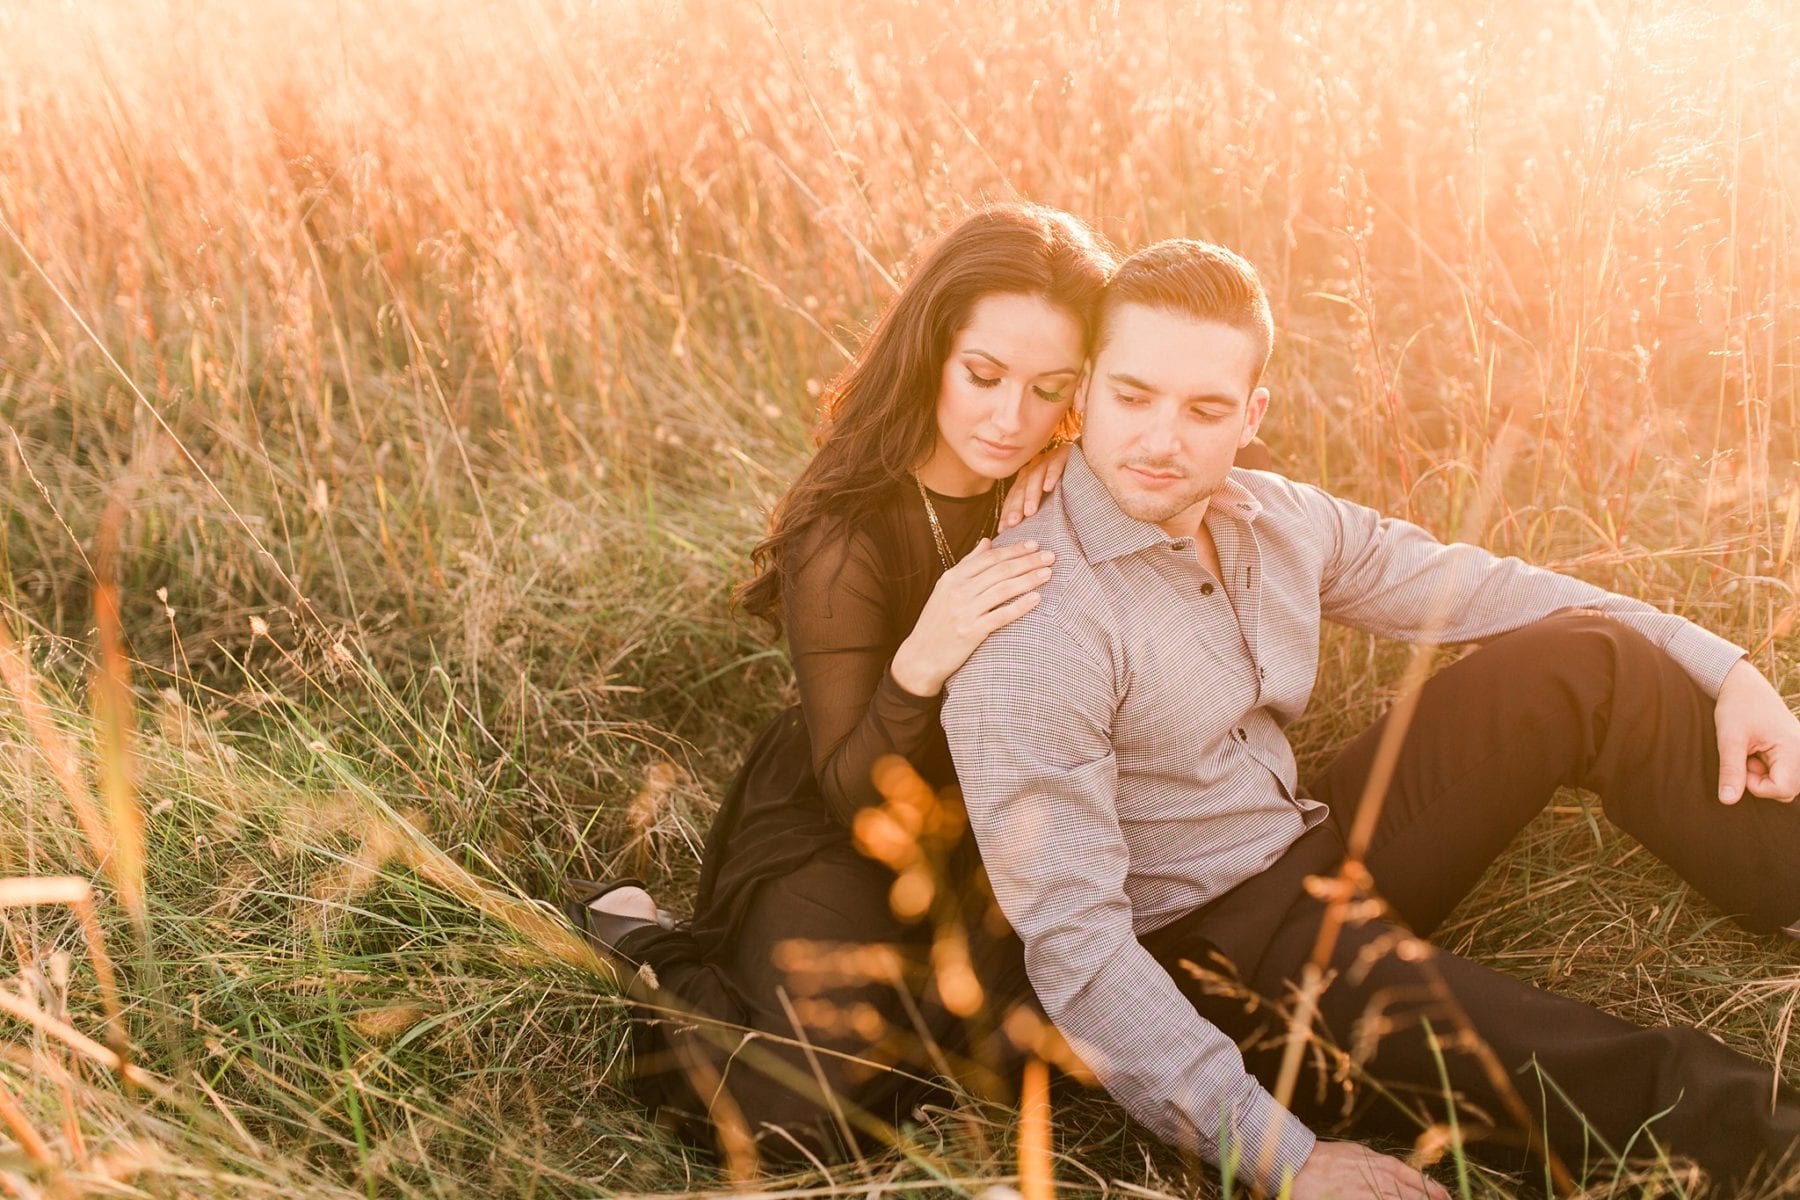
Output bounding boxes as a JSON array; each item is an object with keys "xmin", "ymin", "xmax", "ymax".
[
  {"xmin": 1299, "ymin": 482, "xmax": 1800, "ymax": 805},
  {"xmin": 941, "ymin": 613, "xmax": 1316, "ymax": 1193},
  {"xmin": 1304, "ymin": 483, "xmax": 1747, "ymax": 695}
]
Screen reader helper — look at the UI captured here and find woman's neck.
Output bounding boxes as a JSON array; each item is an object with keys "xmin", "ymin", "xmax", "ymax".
[{"xmin": 913, "ymin": 448, "xmax": 992, "ymax": 497}]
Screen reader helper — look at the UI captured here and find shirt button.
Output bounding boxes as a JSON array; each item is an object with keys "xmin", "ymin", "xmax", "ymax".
[
  {"xmin": 1235, "ymin": 727, "xmax": 1248, "ymax": 741},
  {"xmin": 1200, "ymin": 582, "xmax": 1215, "ymax": 595}
]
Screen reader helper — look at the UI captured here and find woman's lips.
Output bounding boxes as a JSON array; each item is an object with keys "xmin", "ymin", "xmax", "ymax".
[{"xmin": 974, "ymin": 436, "xmax": 1023, "ymax": 457}]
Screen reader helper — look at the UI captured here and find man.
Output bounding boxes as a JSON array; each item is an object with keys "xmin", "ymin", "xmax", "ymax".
[{"xmin": 940, "ymin": 240, "xmax": 1800, "ymax": 1198}]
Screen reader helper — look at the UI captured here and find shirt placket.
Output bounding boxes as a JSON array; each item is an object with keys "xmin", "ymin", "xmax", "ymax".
[{"xmin": 1206, "ymin": 508, "xmax": 1298, "ymax": 805}]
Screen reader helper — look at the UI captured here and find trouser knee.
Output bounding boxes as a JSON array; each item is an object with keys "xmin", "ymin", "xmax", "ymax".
[{"xmin": 1484, "ymin": 609, "xmax": 1669, "ymax": 693}]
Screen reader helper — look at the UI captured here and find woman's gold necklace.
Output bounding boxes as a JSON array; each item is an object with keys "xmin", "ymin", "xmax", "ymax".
[{"xmin": 913, "ymin": 472, "xmax": 1003, "ymax": 572}]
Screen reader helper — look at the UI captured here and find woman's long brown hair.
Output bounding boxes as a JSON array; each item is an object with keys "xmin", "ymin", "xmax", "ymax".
[{"xmin": 736, "ymin": 203, "xmax": 1115, "ymax": 627}]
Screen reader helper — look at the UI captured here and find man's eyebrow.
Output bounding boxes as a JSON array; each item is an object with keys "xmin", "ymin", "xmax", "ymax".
[
  {"xmin": 1106, "ymin": 371, "xmax": 1159, "ymax": 393},
  {"xmin": 965, "ymin": 349, "xmax": 1081, "ymax": 377}
]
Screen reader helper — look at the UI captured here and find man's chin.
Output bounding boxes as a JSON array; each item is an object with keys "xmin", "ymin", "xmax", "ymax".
[
  {"xmin": 1110, "ymin": 488, "xmax": 1191, "ymax": 526},
  {"xmin": 1102, "ymin": 474, "xmax": 1220, "ymax": 527}
]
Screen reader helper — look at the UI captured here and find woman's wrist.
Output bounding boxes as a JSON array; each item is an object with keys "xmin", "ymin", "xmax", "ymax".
[{"xmin": 888, "ymin": 642, "xmax": 944, "ymax": 698}]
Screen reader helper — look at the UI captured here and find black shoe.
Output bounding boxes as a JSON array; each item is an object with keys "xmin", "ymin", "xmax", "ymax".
[{"xmin": 562, "ymin": 876, "xmax": 662, "ymax": 967}]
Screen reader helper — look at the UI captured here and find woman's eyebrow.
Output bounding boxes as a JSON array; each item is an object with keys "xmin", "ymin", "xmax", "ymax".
[{"xmin": 965, "ymin": 348, "xmax": 1080, "ymax": 376}]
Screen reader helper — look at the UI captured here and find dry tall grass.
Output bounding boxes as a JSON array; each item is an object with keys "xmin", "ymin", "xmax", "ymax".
[{"xmin": 1, "ymin": 0, "xmax": 1797, "ymax": 1195}]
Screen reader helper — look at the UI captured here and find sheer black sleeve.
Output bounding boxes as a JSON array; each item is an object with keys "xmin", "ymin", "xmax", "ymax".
[{"xmin": 782, "ymin": 525, "xmax": 942, "ymax": 826}]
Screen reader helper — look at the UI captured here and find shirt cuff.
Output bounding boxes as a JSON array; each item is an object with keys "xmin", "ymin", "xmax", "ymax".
[
  {"xmin": 1224, "ymin": 1075, "xmax": 1316, "ymax": 1194},
  {"xmin": 881, "ymin": 662, "xmax": 948, "ymax": 708},
  {"xmin": 1662, "ymin": 622, "xmax": 1748, "ymax": 697}
]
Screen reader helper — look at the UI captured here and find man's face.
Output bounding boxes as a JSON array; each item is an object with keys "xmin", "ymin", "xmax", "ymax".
[{"xmin": 1077, "ymin": 303, "xmax": 1269, "ymax": 539}]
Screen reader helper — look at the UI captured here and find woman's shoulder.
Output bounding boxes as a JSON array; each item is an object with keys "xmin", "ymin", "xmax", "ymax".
[{"xmin": 784, "ymin": 480, "xmax": 913, "ymax": 579}]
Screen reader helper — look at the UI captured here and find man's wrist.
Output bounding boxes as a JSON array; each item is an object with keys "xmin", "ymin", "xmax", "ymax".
[
  {"xmin": 1664, "ymin": 622, "xmax": 1751, "ymax": 698},
  {"xmin": 1227, "ymin": 1076, "xmax": 1317, "ymax": 1194}
]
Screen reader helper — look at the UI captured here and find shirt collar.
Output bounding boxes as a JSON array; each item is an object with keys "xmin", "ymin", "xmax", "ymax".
[{"xmin": 1062, "ymin": 445, "xmax": 1263, "ymax": 564}]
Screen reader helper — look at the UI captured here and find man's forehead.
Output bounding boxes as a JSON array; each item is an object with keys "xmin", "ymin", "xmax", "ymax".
[{"xmin": 1096, "ymin": 305, "xmax": 1261, "ymax": 394}]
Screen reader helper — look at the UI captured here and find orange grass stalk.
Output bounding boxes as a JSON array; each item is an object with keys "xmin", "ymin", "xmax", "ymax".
[
  {"xmin": 0, "ymin": 878, "xmax": 127, "ymax": 1058},
  {"xmin": 0, "ymin": 990, "xmax": 157, "ymax": 1091},
  {"xmin": 91, "ymin": 499, "xmax": 147, "ymax": 929},
  {"xmin": 0, "ymin": 1072, "xmax": 54, "ymax": 1169},
  {"xmin": 1017, "ymin": 1056, "xmax": 1053, "ymax": 1200},
  {"xmin": 0, "ymin": 878, "xmax": 91, "ymax": 908},
  {"xmin": 0, "ymin": 623, "xmax": 113, "ymax": 869}
]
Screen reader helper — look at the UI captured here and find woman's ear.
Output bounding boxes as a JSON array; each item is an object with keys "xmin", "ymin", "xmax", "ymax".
[{"xmin": 1052, "ymin": 365, "xmax": 1090, "ymax": 443}]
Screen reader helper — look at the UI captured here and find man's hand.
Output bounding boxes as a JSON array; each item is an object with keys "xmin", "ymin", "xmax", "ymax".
[
  {"xmin": 1715, "ymin": 657, "xmax": 1800, "ymax": 804},
  {"xmin": 1288, "ymin": 1141, "xmax": 1448, "ymax": 1200}
]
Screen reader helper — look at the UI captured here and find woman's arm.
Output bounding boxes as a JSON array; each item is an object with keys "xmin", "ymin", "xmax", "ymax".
[{"xmin": 784, "ymin": 526, "xmax": 1053, "ymax": 825}]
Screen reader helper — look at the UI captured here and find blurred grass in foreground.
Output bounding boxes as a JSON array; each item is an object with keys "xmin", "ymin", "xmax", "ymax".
[{"xmin": 0, "ymin": 0, "xmax": 1797, "ymax": 1194}]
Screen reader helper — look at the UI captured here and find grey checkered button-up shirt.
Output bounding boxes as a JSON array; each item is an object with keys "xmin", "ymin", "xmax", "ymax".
[{"xmin": 940, "ymin": 448, "xmax": 1745, "ymax": 1190}]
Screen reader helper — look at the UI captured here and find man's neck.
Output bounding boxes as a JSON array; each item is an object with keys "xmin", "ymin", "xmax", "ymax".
[{"xmin": 1157, "ymin": 497, "xmax": 1211, "ymax": 542}]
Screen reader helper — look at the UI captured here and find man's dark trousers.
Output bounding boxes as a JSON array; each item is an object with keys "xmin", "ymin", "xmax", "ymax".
[{"xmin": 1141, "ymin": 611, "xmax": 1800, "ymax": 1190}]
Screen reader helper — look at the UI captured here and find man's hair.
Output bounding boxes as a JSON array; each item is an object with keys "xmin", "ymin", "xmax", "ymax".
[{"xmin": 1097, "ymin": 239, "xmax": 1274, "ymax": 385}]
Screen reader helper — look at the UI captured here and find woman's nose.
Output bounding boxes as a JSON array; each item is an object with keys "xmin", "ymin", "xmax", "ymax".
[{"xmin": 989, "ymin": 387, "xmax": 1028, "ymax": 433}]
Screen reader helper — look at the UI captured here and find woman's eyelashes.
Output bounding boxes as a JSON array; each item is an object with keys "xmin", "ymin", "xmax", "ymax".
[{"xmin": 963, "ymin": 367, "xmax": 1067, "ymax": 402}]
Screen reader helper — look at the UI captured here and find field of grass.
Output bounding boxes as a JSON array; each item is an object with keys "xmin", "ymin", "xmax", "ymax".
[{"xmin": 1, "ymin": 0, "xmax": 1798, "ymax": 1195}]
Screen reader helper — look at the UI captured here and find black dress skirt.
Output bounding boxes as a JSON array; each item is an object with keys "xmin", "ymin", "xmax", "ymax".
[{"xmin": 614, "ymin": 479, "xmax": 1041, "ymax": 1167}]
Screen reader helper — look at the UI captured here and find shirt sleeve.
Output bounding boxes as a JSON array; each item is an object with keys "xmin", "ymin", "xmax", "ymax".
[
  {"xmin": 1306, "ymin": 485, "xmax": 1746, "ymax": 696},
  {"xmin": 782, "ymin": 525, "xmax": 945, "ymax": 825},
  {"xmin": 942, "ymin": 612, "xmax": 1317, "ymax": 1193}
]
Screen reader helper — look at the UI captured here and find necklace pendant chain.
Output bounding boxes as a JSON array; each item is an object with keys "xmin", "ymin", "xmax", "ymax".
[{"xmin": 913, "ymin": 473, "xmax": 1003, "ymax": 573}]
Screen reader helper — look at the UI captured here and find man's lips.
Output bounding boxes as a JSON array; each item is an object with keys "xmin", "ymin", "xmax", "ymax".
[{"xmin": 1123, "ymin": 463, "xmax": 1186, "ymax": 486}]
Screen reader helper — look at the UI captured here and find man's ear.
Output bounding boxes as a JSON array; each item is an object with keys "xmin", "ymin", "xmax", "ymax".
[
  {"xmin": 1240, "ymin": 385, "xmax": 1271, "ymax": 445},
  {"xmin": 1074, "ymin": 364, "xmax": 1093, "ymax": 418}
]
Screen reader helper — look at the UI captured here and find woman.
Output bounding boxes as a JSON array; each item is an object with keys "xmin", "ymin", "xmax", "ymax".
[{"xmin": 565, "ymin": 203, "xmax": 1114, "ymax": 1169}]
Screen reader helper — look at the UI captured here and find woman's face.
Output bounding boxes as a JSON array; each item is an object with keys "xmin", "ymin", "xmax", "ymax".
[{"xmin": 915, "ymin": 291, "xmax": 1086, "ymax": 497}]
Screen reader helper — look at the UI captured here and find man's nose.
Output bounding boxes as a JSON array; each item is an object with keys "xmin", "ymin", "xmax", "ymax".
[{"xmin": 1136, "ymin": 407, "xmax": 1180, "ymax": 455}]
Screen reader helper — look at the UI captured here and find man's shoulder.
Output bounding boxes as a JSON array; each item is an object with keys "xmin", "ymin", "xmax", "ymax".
[
  {"xmin": 995, "ymin": 486, "xmax": 1108, "ymax": 613},
  {"xmin": 964, "ymin": 491, "xmax": 1113, "ymax": 683},
  {"xmin": 993, "ymin": 484, "xmax": 1080, "ymax": 556},
  {"xmin": 1230, "ymin": 467, "xmax": 1371, "ymax": 544},
  {"xmin": 1231, "ymin": 466, "xmax": 1332, "ymax": 511}
]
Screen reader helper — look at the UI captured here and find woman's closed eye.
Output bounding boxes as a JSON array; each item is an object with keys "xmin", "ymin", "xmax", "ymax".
[{"xmin": 966, "ymin": 366, "xmax": 1068, "ymax": 402}]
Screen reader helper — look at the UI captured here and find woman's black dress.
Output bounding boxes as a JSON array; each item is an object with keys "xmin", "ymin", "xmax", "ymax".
[{"xmin": 614, "ymin": 478, "xmax": 1038, "ymax": 1165}]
